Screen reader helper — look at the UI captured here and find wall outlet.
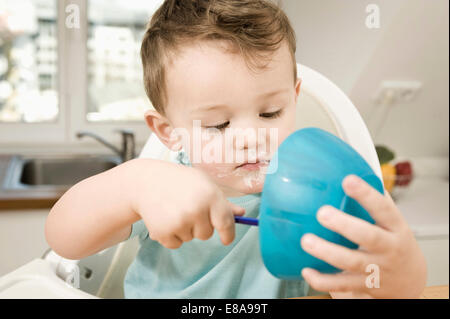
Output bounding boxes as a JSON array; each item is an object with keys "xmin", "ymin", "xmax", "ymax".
[{"xmin": 373, "ymin": 81, "xmax": 423, "ymax": 106}]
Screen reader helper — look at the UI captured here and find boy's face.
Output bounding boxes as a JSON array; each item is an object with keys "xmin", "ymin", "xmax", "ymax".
[{"xmin": 146, "ymin": 40, "xmax": 301, "ymax": 197}]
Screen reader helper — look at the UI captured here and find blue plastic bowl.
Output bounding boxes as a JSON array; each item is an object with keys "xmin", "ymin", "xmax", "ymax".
[{"xmin": 259, "ymin": 127, "xmax": 384, "ymax": 280}]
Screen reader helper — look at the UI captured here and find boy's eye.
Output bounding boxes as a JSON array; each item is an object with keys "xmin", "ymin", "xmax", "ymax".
[
  {"xmin": 260, "ymin": 109, "xmax": 283, "ymax": 119},
  {"xmin": 204, "ymin": 109, "xmax": 283, "ymax": 131},
  {"xmin": 205, "ymin": 121, "xmax": 230, "ymax": 131}
]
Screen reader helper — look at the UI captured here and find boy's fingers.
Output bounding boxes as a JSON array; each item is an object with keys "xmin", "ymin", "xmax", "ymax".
[
  {"xmin": 160, "ymin": 235, "xmax": 183, "ymax": 249},
  {"xmin": 177, "ymin": 227, "xmax": 194, "ymax": 242},
  {"xmin": 342, "ymin": 175, "xmax": 403, "ymax": 231},
  {"xmin": 300, "ymin": 233, "xmax": 371, "ymax": 273},
  {"xmin": 210, "ymin": 198, "xmax": 236, "ymax": 246},
  {"xmin": 193, "ymin": 213, "xmax": 214, "ymax": 240},
  {"xmin": 229, "ymin": 202, "xmax": 246, "ymax": 216},
  {"xmin": 301, "ymin": 268, "xmax": 367, "ymax": 293},
  {"xmin": 194, "ymin": 201, "xmax": 242, "ymax": 243},
  {"xmin": 316, "ymin": 205, "xmax": 396, "ymax": 253}
]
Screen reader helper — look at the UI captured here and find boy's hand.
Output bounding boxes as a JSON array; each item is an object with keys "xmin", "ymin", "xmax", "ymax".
[
  {"xmin": 300, "ymin": 175, "xmax": 427, "ymax": 299},
  {"xmin": 131, "ymin": 160, "xmax": 245, "ymax": 249}
]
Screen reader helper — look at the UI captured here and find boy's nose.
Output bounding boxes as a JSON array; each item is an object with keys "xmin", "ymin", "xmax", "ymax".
[
  {"xmin": 240, "ymin": 129, "xmax": 257, "ymax": 150},
  {"xmin": 233, "ymin": 126, "xmax": 271, "ymax": 152}
]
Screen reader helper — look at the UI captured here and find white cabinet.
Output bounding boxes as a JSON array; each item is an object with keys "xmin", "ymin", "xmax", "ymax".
[
  {"xmin": 417, "ymin": 237, "xmax": 449, "ymax": 286},
  {"xmin": 395, "ymin": 176, "xmax": 449, "ymax": 286},
  {"xmin": 0, "ymin": 209, "xmax": 50, "ymax": 277}
]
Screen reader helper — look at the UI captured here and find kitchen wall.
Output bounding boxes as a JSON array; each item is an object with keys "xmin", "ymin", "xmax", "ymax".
[{"xmin": 284, "ymin": 0, "xmax": 449, "ymax": 158}]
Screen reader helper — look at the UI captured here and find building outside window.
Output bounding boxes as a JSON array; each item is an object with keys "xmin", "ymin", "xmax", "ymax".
[
  {"xmin": 0, "ymin": 0, "xmax": 163, "ymax": 129},
  {"xmin": 0, "ymin": 0, "xmax": 58, "ymax": 123}
]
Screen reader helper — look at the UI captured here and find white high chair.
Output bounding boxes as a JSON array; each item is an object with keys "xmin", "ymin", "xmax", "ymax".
[{"xmin": 0, "ymin": 64, "xmax": 383, "ymax": 298}]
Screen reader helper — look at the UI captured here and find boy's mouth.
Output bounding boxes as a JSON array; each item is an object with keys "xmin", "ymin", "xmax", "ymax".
[{"xmin": 235, "ymin": 159, "xmax": 270, "ymax": 171}]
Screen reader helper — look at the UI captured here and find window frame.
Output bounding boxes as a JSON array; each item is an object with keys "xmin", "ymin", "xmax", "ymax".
[{"xmin": 0, "ymin": 0, "xmax": 150, "ymax": 149}]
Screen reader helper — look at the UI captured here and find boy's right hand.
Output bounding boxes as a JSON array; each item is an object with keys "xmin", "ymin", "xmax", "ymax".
[{"xmin": 130, "ymin": 159, "xmax": 246, "ymax": 249}]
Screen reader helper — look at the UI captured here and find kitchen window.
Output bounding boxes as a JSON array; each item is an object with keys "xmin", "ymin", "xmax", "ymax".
[
  {"xmin": 0, "ymin": 0, "xmax": 163, "ymax": 147},
  {"xmin": 0, "ymin": 0, "xmax": 58, "ymax": 124},
  {"xmin": 86, "ymin": 0, "xmax": 163, "ymax": 122}
]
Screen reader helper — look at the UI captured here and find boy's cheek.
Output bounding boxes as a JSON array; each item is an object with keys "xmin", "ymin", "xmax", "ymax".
[{"xmin": 279, "ymin": 118, "xmax": 297, "ymax": 144}]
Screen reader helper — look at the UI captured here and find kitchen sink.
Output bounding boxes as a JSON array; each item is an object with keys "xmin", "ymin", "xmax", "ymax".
[{"xmin": 2, "ymin": 155, "xmax": 121, "ymax": 190}]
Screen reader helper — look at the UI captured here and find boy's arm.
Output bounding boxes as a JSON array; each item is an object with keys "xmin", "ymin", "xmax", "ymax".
[
  {"xmin": 45, "ymin": 158, "xmax": 145, "ymax": 260},
  {"xmin": 46, "ymin": 156, "xmax": 244, "ymax": 259}
]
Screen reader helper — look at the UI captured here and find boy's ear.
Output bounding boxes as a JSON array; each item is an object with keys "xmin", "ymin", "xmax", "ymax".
[
  {"xmin": 294, "ymin": 77, "xmax": 302, "ymax": 104},
  {"xmin": 144, "ymin": 109, "xmax": 182, "ymax": 151}
]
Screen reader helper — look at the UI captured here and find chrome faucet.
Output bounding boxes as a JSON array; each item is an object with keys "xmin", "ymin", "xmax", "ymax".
[{"xmin": 76, "ymin": 129, "xmax": 136, "ymax": 162}]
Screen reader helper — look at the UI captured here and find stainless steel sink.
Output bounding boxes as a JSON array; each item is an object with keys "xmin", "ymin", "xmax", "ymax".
[{"xmin": 3, "ymin": 154, "xmax": 121, "ymax": 190}]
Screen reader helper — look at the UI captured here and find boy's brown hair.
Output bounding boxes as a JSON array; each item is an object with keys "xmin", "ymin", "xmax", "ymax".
[{"xmin": 141, "ymin": 0, "xmax": 297, "ymax": 116}]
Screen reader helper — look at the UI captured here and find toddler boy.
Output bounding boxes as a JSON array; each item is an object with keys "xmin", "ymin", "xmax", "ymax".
[{"xmin": 46, "ymin": 0, "xmax": 426, "ymax": 298}]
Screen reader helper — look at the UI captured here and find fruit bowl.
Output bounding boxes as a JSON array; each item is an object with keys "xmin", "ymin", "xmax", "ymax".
[
  {"xmin": 380, "ymin": 161, "xmax": 414, "ymax": 202},
  {"xmin": 376, "ymin": 145, "xmax": 414, "ymax": 202}
]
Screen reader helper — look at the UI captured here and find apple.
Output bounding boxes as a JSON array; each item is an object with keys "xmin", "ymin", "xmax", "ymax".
[{"xmin": 395, "ymin": 161, "xmax": 413, "ymax": 186}]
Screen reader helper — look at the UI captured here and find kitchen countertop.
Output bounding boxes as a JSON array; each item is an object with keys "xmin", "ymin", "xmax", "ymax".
[
  {"xmin": 0, "ymin": 155, "xmax": 64, "ymax": 210},
  {"xmin": 394, "ymin": 177, "xmax": 449, "ymax": 238}
]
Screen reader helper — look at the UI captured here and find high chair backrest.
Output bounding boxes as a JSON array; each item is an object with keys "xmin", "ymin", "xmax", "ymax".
[{"xmin": 95, "ymin": 63, "xmax": 382, "ymax": 298}]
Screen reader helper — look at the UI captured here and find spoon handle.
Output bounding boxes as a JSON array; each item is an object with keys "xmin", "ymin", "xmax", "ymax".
[{"xmin": 234, "ymin": 216, "xmax": 259, "ymax": 226}]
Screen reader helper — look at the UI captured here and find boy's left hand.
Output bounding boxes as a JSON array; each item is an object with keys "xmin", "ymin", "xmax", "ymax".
[{"xmin": 300, "ymin": 175, "xmax": 427, "ymax": 299}]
